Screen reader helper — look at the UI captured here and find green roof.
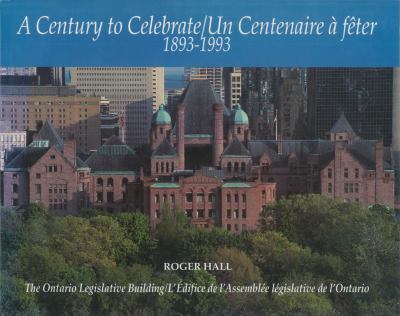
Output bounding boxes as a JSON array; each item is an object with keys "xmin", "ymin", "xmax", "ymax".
[
  {"xmin": 231, "ymin": 104, "xmax": 249, "ymax": 124},
  {"xmin": 92, "ymin": 171, "xmax": 137, "ymax": 175},
  {"xmin": 151, "ymin": 183, "xmax": 180, "ymax": 188},
  {"xmin": 96, "ymin": 144, "xmax": 135, "ymax": 156},
  {"xmin": 152, "ymin": 104, "xmax": 171, "ymax": 125},
  {"xmin": 222, "ymin": 182, "xmax": 251, "ymax": 188}
]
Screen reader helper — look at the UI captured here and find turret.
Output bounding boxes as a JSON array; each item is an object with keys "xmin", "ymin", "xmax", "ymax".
[
  {"xmin": 229, "ymin": 104, "xmax": 250, "ymax": 143},
  {"xmin": 150, "ymin": 104, "xmax": 172, "ymax": 150}
]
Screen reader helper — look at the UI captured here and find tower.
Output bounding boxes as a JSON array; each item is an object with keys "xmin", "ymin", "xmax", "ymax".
[
  {"xmin": 150, "ymin": 105, "xmax": 172, "ymax": 151},
  {"xmin": 229, "ymin": 104, "xmax": 250, "ymax": 143},
  {"xmin": 213, "ymin": 103, "xmax": 224, "ymax": 167}
]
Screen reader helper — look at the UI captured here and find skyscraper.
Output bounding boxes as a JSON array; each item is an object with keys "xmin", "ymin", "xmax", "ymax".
[
  {"xmin": 184, "ymin": 67, "xmax": 224, "ymax": 100},
  {"xmin": 70, "ymin": 67, "xmax": 164, "ymax": 147},
  {"xmin": 307, "ymin": 68, "xmax": 393, "ymax": 144},
  {"xmin": 223, "ymin": 67, "xmax": 242, "ymax": 109}
]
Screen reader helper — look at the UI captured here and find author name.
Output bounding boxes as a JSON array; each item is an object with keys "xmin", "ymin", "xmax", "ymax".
[{"xmin": 164, "ymin": 262, "xmax": 232, "ymax": 271}]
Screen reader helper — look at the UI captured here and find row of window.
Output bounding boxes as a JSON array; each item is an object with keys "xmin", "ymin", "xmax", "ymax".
[
  {"xmin": 327, "ymin": 182, "xmax": 359, "ymax": 194},
  {"xmin": 96, "ymin": 177, "xmax": 129, "ymax": 187},
  {"xmin": 49, "ymin": 198, "xmax": 67, "ymax": 210},
  {"xmin": 328, "ymin": 168, "xmax": 359, "ymax": 179},
  {"xmin": 226, "ymin": 209, "xmax": 247, "ymax": 219},
  {"xmin": 155, "ymin": 161, "xmax": 175, "ymax": 174},
  {"xmin": 226, "ymin": 162, "xmax": 246, "ymax": 173}
]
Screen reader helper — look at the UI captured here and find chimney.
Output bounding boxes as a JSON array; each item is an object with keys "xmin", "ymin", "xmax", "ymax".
[
  {"xmin": 375, "ymin": 139, "xmax": 384, "ymax": 178},
  {"xmin": 63, "ymin": 138, "xmax": 76, "ymax": 167},
  {"xmin": 213, "ymin": 103, "xmax": 224, "ymax": 167},
  {"xmin": 177, "ymin": 103, "xmax": 185, "ymax": 170}
]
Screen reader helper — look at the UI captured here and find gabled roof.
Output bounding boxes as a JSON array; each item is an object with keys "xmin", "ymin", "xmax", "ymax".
[
  {"xmin": 5, "ymin": 146, "xmax": 50, "ymax": 170},
  {"xmin": 152, "ymin": 139, "xmax": 177, "ymax": 157},
  {"xmin": 37, "ymin": 119, "xmax": 63, "ymax": 150},
  {"xmin": 178, "ymin": 80, "xmax": 222, "ymax": 135},
  {"xmin": 85, "ymin": 137, "xmax": 141, "ymax": 173},
  {"xmin": 222, "ymin": 138, "xmax": 250, "ymax": 157},
  {"xmin": 330, "ymin": 112, "xmax": 356, "ymax": 136}
]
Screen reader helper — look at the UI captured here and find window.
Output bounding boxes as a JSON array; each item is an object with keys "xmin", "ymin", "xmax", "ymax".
[
  {"xmin": 97, "ymin": 178, "xmax": 103, "ymax": 187},
  {"xmin": 12, "ymin": 173, "xmax": 18, "ymax": 179},
  {"xmin": 208, "ymin": 209, "xmax": 216, "ymax": 218},
  {"xmin": 208, "ymin": 193, "xmax": 216, "ymax": 203},
  {"xmin": 241, "ymin": 162, "xmax": 246, "ymax": 172},
  {"xmin": 234, "ymin": 162, "xmax": 239, "ymax": 172},
  {"xmin": 12, "ymin": 199, "xmax": 18, "ymax": 206},
  {"xmin": 328, "ymin": 183, "xmax": 332, "ymax": 193},
  {"xmin": 237, "ymin": 127, "xmax": 241, "ymax": 134},
  {"xmin": 354, "ymin": 183, "xmax": 359, "ymax": 193},
  {"xmin": 12, "ymin": 184, "xmax": 18, "ymax": 193},
  {"xmin": 226, "ymin": 194, "xmax": 231, "ymax": 203},
  {"xmin": 36, "ymin": 173, "xmax": 41, "ymax": 179},
  {"xmin": 226, "ymin": 209, "xmax": 231, "ymax": 219},
  {"xmin": 96, "ymin": 192, "xmax": 103, "ymax": 203},
  {"xmin": 234, "ymin": 209, "xmax": 239, "ymax": 219},
  {"xmin": 186, "ymin": 209, "xmax": 193, "ymax": 218},
  {"xmin": 107, "ymin": 178, "xmax": 114, "ymax": 187},
  {"xmin": 355, "ymin": 168, "xmax": 359, "ymax": 178},
  {"xmin": 234, "ymin": 224, "xmax": 239, "ymax": 231},
  {"xmin": 344, "ymin": 183, "xmax": 348, "ymax": 193},
  {"xmin": 227, "ymin": 162, "xmax": 232, "ymax": 172},
  {"xmin": 197, "ymin": 209, "xmax": 205, "ymax": 218},
  {"xmin": 344, "ymin": 168, "xmax": 348, "ymax": 178},
  {"xmin": 155, "ymin": 194, "xmax": 160, "ymax": 203},
  {"xmin": 50, "ymin": 155, "xmax": 56, "ymax": 159},
  {"xmin": 242, "ymin": 194, "xmax": 246, "ymax": 203},
  {"xmin": 79, "ymin": 172, "xmax": 85, "ymax": 178},
  {"xmin": 242, "ymin": 209, "xmax": 247, "ymax": 218},
  {"xmin": 48, "ymin": 166, "xmax": 53, "ymax": 172},
  {"xmin": 328, "ymin": 168, "xmax": 332, "ymax": 178},
  {"xmin": 186, "ymin": 193, "xmax": 193, "ymax": 202},
  {"xmin": 155, "ymin": 210, "xmax": 160, "ymax": 219},
  {"xmin": 54, "ymin": 165, "xmax": 58, "ymax": 172},
  {"xmin": 234, "ymin": 194, "xmax": 239, "ymax": 203},
  {"xmin": 196, "ymin": 193, "xmax": 204, "ymax": 203},
  {"xmin": 35, "ymin": 184, "xmax": 41, "ymax": 194},
  {"xmin": 122, "ymin": 178, "xmax": 128, "ymax": 188},
  {"xmin": 107, "ymin": 192, "xmax": 114, "ymax": 203}
]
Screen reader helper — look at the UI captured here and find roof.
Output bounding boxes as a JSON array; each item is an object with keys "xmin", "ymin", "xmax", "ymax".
[
  {"xmin": 222, "ymin": 182, "xmax": 251, "ymax": 188},
  {"xmin": 85, "ymin": 137, "xmax": 142, "ymax": 173},
  {"xmin": 222, "ymin": 138, "xmax": 251, "ymax": 157},
  {"xmin": 151, "ymin": 183, "xmax": 180, "ymax": 188},
  {"xmin": 330, "ymin": 112, "xmax": 356, "ymax": 136},
  {"xmin": 5, "ymin": 146, "xmax": 50, "ymax": 170},
  {"xmin": 178, "ymin": 80, "xmax": 223, "ymax": 135},
  {"xmin": 152, "ymin": 139, "xmax": 177, "ymax": 157},
  {"xmin": 231, "ymin": 104, "xmax": 249, "ymax": 124},
  {"xmin": 152, "ymin": 104, "xmax": 171, "ymax": 125},
  {"xmin": 36, "ymin": 119, "xmax": 64, "ymax": 150}
]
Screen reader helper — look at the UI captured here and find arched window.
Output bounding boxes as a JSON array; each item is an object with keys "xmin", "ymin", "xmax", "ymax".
[
  {"xmin": 161, "ymin": 162, "xmax": 164, "ymax": 173},
  {"xmin": 156, "ymin": 162, "xmax": 159, "ymax": 173},
  {"xmin": 227, "ymin": 162, "xmax": 232, "ymax": 172},
  {"xmin": 234, "ymin": 162, "xmax": 239, "ymax": 172},
  {"xmin": 107, "ymin": 178, "xmax": 114, "ymax": 187},
  {"xmin": 122, "ymin": 178, "xmax": 128, "ymax": 189},
  {"xmin": 171, "ymin": 162, "xmax": 174, "ymax": 172},
  {"xmin": 241, "ymin": 162, "xmax": 246, "ymax": 172},
  {"xmin": 97, "ymin": 178, "xmax": 103, "ymax": 187},
  {"xmin": 166, "ymin": 162, "xmax": 169, "ymax": 173},
  {"xmin": 12, "ymin": 183, "xmax": 18, "ymax": 193}
]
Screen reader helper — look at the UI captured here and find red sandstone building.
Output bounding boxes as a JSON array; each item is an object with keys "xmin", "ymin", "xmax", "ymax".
[{"xmin": 3, "ymin": 81, "xmax": 396, "ymax": 230}]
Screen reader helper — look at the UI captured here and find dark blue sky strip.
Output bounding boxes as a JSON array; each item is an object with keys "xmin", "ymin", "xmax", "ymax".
[{"xmin": 1, "ymin": 0, "xmax": 399, "ymax": 66}]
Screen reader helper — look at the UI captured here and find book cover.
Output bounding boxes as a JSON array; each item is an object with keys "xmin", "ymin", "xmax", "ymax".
[{"xmin": 1, "ymin": 1, "xmax": 399, "ymax": 315}]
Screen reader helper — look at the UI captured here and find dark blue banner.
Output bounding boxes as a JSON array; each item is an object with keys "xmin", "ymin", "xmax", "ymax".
[{"xmin": 0, "ymin": 0, "xmax": 399, "ymax": 66}]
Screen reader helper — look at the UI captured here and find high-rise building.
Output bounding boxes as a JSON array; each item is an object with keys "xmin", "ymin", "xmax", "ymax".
[
  {"xmin": 70, "ymin": 67, "xmax": 164, "ymax": 147},
  {"xmin": 36, "ymin": 67, "xmax": 65, "ymax": 86},
  {"xmin": 307, "ymin": 68, "xmax": 393, "ymax": 144},
  {"xmin": 0, "ymin": 93, "xmax": 100, "ymax": 153},
  {"xmin": 223, "ymin": 67, "xmax": 242, "ymax": 109},
  {"xmin": 184, "ymin": 67, "xmax": 224, "ymax": 100},
  {"xmin": 276, "ymin": 69, "xmax": 307, "ymax": 139}
]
